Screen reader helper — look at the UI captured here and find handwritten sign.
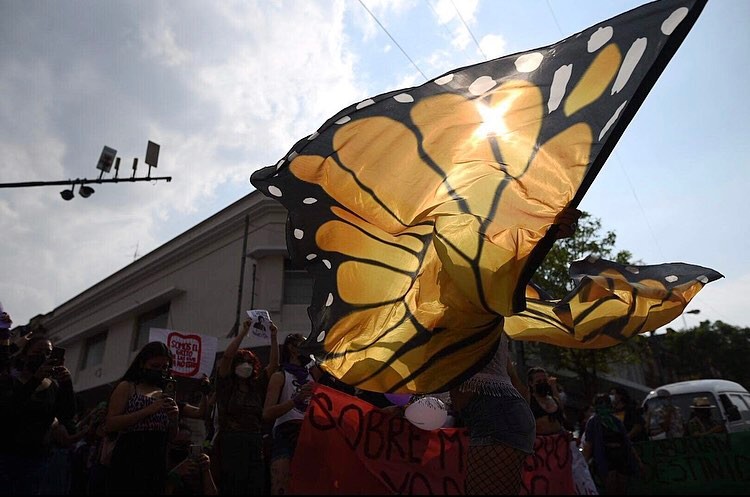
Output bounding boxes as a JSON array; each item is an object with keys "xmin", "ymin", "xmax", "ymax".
[
  {"xmin": 520, "ymin": 432, "xmax": 578, "ymax": 495},
  {"xmin": 291, "ymin": 384, "xmax": 467, "ymax": 495},
  {"xmin": 148, "ymin": 328, "xmax": 217, "ymax": 378}
]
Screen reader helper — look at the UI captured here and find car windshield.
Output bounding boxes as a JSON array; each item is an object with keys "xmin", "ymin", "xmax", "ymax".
[{"xmin": 644, "ymin": 391, "xmax": 723, "ymax": 426}]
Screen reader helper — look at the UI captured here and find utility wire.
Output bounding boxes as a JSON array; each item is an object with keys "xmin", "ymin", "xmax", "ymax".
[
  {"xmin": 357, "ymin": 0, "xmax": 428, "ymax": 81},
  {"xmin": 448, "ymin": 0, "xmax": 488, "ymax": 60}
]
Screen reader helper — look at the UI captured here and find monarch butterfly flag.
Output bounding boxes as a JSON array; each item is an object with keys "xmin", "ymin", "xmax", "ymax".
[{"xmin": 251, "ymin": 0, "xmax": 710, "ymax": 393}]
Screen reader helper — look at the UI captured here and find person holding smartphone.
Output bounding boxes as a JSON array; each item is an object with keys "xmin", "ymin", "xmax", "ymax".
[
  {"xmin": 105, "ymin": 341, "xmax": 180, "ymax": 494},
  {"xmin": 0, "ymin": 335, "xmax": 76, "ymax": 495}
]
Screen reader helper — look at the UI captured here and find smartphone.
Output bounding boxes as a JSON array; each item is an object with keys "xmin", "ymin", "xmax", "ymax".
[
  {"xmin": 163, "ymin": 377, "xmax": 177, "ymax": 399},
  {"xmin": 189, "ymin": 444, "xmax": 202, "ymax": 460},
  {"xmin": 50, "ymin": 346, "xmax": 66, "ymax": 366}
]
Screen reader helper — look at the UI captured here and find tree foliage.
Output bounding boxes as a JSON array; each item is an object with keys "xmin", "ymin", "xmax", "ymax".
[{"xmin": 655, "ymin": 320, "xmax": 750, "ymax": 388}]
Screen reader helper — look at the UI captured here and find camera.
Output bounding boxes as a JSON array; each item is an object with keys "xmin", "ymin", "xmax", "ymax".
[{"xmin": 163, "ymin": 377, "xmax": 177, "ymax": 399}]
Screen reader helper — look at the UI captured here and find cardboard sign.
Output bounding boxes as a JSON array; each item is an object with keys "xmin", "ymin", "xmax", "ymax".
[{"xmin": 149, "ymin": 328, "xmax": 217, "ymax": 378}]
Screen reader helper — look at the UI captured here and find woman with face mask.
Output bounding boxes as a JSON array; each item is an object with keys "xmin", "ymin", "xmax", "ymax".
[
  {"xmin": 0, "ymin": 335, "xmax": 75, "ymax": 495},
  {"xmin": 213, "ymin": 318, "xmax": 279, "ymax": 495},
  {"xmin": 262, "ymin": 333, "xmax": 314, "ymax": 495},
  {"xmin": 104, "ymin": 341, "xmax": 180, "ymax": 495}
]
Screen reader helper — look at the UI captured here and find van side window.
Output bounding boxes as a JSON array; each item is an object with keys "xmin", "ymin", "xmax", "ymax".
[
  {"xmin": 728, "ymin": 394, "xmax": 750, "ymax": 420},
  {"xmin": 719, "ymin": 394, "xmax": 742, "ymax": 422}
]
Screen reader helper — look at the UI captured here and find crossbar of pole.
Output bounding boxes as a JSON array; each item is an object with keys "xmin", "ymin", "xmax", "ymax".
[{"xmin": 0, "ymin": 176, "xmax": 172, "ymax": 188}]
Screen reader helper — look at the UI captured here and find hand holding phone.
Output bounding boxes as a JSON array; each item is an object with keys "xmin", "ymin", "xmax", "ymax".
[
  {"xmin": 50, "ymin": 346, "xmax": 66, "ymax": 366},
  {"xmin": 189, "ymin": 444, "xmax": 202, "ymax": 461},
  {"xmin": 163, "ymin": 377, "xmax": 177, "ymax": 399}
]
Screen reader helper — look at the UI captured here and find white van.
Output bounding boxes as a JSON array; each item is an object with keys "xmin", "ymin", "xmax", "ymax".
[{"xmin": 642, "ymin": 379, "xmax": 750, "ymax": 434}]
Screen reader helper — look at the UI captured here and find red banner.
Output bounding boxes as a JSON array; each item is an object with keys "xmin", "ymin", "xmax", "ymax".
[
  {"xmin": 290, "ymin": 384, "xmax": 467, "ymax": 495},
  {"xmin": 520, "ymin": 432, "xmax": 577, "ymax": 495}
]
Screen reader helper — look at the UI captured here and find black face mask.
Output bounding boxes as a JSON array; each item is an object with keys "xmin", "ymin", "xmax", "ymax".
[
  {"xmin": 535, "ymin": 382, "xmax": 553, "ymax": 396},
  {"xmin": 24, "ymin": 354, "xmax": 48, "ymax": 373},
  {"xmin": 141, "ymin": 368, "xmax": 167, "ymax": 387}
]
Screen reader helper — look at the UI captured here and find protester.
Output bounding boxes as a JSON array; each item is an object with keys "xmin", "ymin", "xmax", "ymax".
[
  {"xmin": 610, "ymin": 387, "xmax": 647, "ymax": 442},
  {"xmin": 104, "ymin": 341, "xmax": 180, "ymax": 495},
  {"xmin": 40, "ymin": 417, "xmax": 90, "ymax": 495},
  {"xmin": 449, "ymin": 207, "xmax": 580, "ymax": 495},
  {"xmin": 582, "ymin": 393, "xmax": 642, "ymax": 495},
  {"xmin": 645, "ymin": 388, "xmax": 684, "ymax": 440},
  {"xmin": 164, "ymin": 423, "xmax": 218, "ymax": 495},
  {"xmin": 263, "ymin": 333, "xmax": 314, "ymax": 495},
  {"xmin": 521, "ymin": 366, "xmax": 575, "ymax": 495},
  {"xmin": 686, "ymin": 396, "xmax": 726, "ymax": 437},
  {"xmin": 213, "ymin": 318, "xmax": 278, "ymax": 495},
  {"xmin": 0, "ymin": 334, "xmax": 76, "ymax": 495}
]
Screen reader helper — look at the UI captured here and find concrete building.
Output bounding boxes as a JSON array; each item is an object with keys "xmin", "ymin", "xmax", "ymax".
[{"xmin": 31, "ymin": 191, "xmax": 312, "ymax": 408}]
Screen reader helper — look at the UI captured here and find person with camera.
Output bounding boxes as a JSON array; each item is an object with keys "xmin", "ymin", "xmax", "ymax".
[
  {"xmin": 164, "ymin": 423, "xmax": 218, "ymax": 495},
  {"xmin": 0, "ymin": 333, "xmax": 76, "ymax": 495},
  {"xmin": 104, "ymin": 341, "xmax": 180, "ymax": 494}
]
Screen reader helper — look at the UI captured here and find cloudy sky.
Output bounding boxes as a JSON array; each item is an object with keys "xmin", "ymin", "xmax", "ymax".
[{"xmin": 1, "ymin": 0, "xmax": 748, "ymax": 331}]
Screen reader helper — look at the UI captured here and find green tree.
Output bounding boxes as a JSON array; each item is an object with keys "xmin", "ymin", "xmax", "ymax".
[
  {"xmin": 657, "ymin": 320, "xmax": 750, "ymax": 388},
  {"xmin": 523, "ymin": 211, "xmax": 642, "ymax": 401}
]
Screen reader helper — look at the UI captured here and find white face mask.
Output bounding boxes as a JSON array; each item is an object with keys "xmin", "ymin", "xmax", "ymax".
[{"xmin": 235, "ymin": 362, "xmax": 253, "ymax": 379}]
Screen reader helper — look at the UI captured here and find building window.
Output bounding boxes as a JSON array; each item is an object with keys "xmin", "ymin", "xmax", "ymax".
[
  {"xmin": 283, "ymin": 258, "xmax": 314, "ymax": 305},
  {"xmin": 133, "ymin": 304, "xmax": 170, "ymax": 351},
  {"xmin": 81, "ymin": 332, "xmax": 107, "ymax": 370}
]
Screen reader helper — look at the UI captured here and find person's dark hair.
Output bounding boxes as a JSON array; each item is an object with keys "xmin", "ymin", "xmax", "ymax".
[
  {"xmin": 121, "ymin": 341, "xmax": 173, "ymax": 383},
  {"xmin": 233, "ymin": 348, "xmax": 262, "ymax": 379},
  {"xmin": 612, "ymin": 386, "xmax": 632, "ymax": 406},
  {"xmin": 526, "ymin": 366, "xmax": 547, "ymax": 383},
  {"xmin": 19, "ymin": 335, "xmax": 52, "ymax": 357},
  {"xmin": 281, "ymin": 333, "xmax": 305, "ymax": 364},
  {"xmin": 13, "ymin": 336, "xmax": 52, "ymax": 371},
  {"xmin": 594, "ymin": 393, "xmax": 612, "ymax": 408}
]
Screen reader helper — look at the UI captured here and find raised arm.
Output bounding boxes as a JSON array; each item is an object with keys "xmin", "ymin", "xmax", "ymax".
[
  {"xmin": 264, "ymin": 324, "xmax": 279, "ymax": 378},
  {"xmin": 218, "ymin": 320, "xmax": 251, "ymax": 378}
]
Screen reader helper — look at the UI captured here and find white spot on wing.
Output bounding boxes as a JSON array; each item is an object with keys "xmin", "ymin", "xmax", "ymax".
[
  {"xmin": 335, "ymin": 116, "xmax": 351, "ymax": 125},
  {"xmin": 325, "ymin": 293, "xmax": 333, "ymax": 306},
  {"xmin": 515, "ymin": 52, "xmax": 543, "ymax": 72},
  {"xmin": 468, "ymin": 76, "xmax": 496, "ymax": 95},
  {"xmin": 625, "ymin": 266, "xmax": 640, "ymax": 274},
  {"xmin": 548, "ymin": 64, "xmax": 572, "ymax": 113},
  {"xmin": 662, "ymin": 7, "xmax": 689, "ymax": 35},
  {"xmin": 307, "ymin": 132, "xmax": 319, "ymax": 140},
  {"xmin": 435, "ymin": 74, "xmax": 454, "ymax": 85},
  {"xmin": 394, "ymin": 93, "xmax": 414, "ymax": 103},
  {"xmin": 697, "ymin": 275, "xmax": 709, "ymax": 284},
  {"xmin": 322, "ymin": 259, "xmax": 331, "ymax": 269},
  {"xmin": 294, "ymin": 229, "xmax": 304, "ymax": 239},
  {"xmin": 599, "ymin": 101, "xmax": 627, "ymax": 140},
  {"xmin": 588, "ymin": 26, "xmax": 613, "ymax": 52},
  {"xmin": 268, "ymin": 186, "xmax": 282, "ymax": 197},
  {"xmin": 612, "ymin": 38, "xmax": 647, "ymax": 95},
  {"xmin": 356, "ymin": 99, "xmax": 375, "ymax": 109},
  {"xmin": 306, "ymin": 253, "xmax": 317, "ymax": 261},
  {"xmin": 317, "ymin": 330, "xmax": 326, "ymax": 342},
  {"xmin": 665, "ymin": 275, "xmax": 678, "ymax": 283},
  {"xmin": 303, "ymin": 197, "xmax": 317, "ymax": 204}
]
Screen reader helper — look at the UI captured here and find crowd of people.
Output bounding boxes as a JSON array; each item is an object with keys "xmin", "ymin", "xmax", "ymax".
[{"xmin": 0, "ymin": 306, "xmax": 735, "ymax": 496}]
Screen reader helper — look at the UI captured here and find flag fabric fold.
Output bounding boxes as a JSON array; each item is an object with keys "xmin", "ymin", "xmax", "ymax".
[
  {"xmin": 505, "ymin": 256, "xmax": 723, "ymax": 348},
  {"xmin": 251, "ymin": 0, "xmax": 709, "ymax": 393}
]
